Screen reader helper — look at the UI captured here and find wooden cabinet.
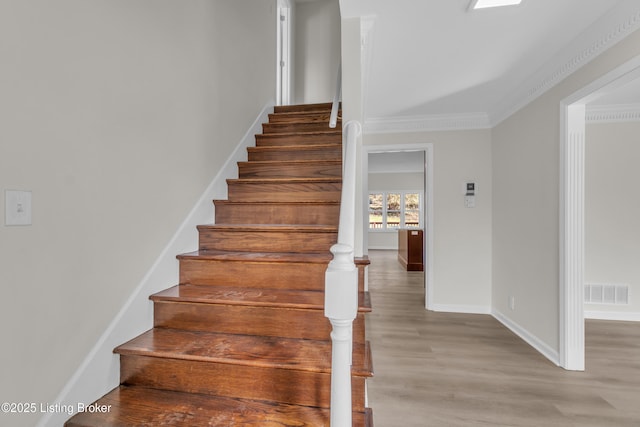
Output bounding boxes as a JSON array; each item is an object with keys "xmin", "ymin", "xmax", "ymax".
[{"xmin": 397, "ymin": 229, "xmax": 424, "ymax": 271}]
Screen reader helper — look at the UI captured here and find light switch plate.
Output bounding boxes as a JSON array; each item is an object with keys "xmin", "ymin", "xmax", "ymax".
[{"xmin": 5, "ymin": 190, "xmax": 32, "ymax": 226}]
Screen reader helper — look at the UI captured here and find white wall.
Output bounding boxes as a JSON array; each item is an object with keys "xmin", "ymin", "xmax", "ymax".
[
  {"xmin": 492, "ymin": 28, "xmax": 640, "ymax": 360},
  {"xmin": 368, "ymin": 172, "xmax": 424, "ymax": 250},
  {"xmin": 294, "ymin": 0, "xmax": 341, "ymax": 104},
  {"xmin": 585, "ymin": 121, "xmax": 640, "ymax": 319},
  {"xmin": 365, "ymin": 130, "xmax": 492, "ymax": 312},
  {"xmin": 0, "ymin": 1, "xmax": 275, "ymax": 426}
]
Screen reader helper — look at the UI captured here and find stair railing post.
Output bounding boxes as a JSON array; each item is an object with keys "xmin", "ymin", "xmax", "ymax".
[{"xmin": 325, "ymin": 120, "xmax": 361, "ymax": 427}]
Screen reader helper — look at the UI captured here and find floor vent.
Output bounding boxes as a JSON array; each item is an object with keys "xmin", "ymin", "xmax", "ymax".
[{"xmin": 585, "ymin": 283, "xmax": 629, "ymax": 305}]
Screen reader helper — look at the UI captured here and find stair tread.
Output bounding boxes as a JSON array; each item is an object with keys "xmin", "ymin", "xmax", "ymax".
[
  {"xmin": 227, "ymin": 177, "xmax": 341, "ymax": 184},
  {"xmin": 213, "ymin": 200, "xmax": 340, "ymax": 205},
  {"xmin": 151, "ymin": 284, "xmax": 372, "ymax": 312},
  {"xmin": 115, "ymin": 328, "xmax": 370, "ymax": 375},
  {"xmin": 239, "ymin": 159, "xmax": 342, "ymax": 165},
  {"xmin": 198, "ymin": 224, "xmax": 338, "ymax": 232},
  {"xmin": 257, "ymin": 130, "xmax": 341, "ymax": 137},
  {"xmin": 65, "ymin": 386, "xmax": 370, "ymax": 427},
  {"xmin": 115, "ymin": 328, "xmax": 373, "ymax": 376},
  {"xmin": 177, "ymin": 249, "xmax": 333, "ymax": 263},
  {"xmin": 274, "ymin": 102, "xmax": 336, "ymax": 113},
  {"xmin": 249, "ymin": 142, "xmax": 341, "ymax": 149}
]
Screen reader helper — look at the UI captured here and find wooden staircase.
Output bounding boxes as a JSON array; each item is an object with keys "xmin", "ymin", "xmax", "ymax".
[{"xmin": 66, "ymin": 102, "xmax": 373, "ymax": 426}]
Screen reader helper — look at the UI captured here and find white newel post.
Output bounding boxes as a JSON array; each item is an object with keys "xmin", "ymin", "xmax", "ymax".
[
  {"xmin": 325, "ymin": 120, "xmax": 360, "ymax": 427},
  {"xmin": 325, "ymin": 243, "xmax": 358, "ymax": 427}
]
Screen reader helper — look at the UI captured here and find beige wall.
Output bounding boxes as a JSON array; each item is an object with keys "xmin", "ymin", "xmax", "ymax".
[
  {"xmin": 0, "ymin": 1, "xmax": 275, "ymax": 426},
  {"xmin": 294, "ymin": 0, "xmax": 341, "ymax": 104},
  {"xmin": 585, "ymin": 121, "xmax": 640, "ymax": 317},
  {"xmin": 492, "ymin": 29, "xmax": 640, "ymax": 355},
  {"xmin": 365, "ymin": 130, "xmax": 493, "ymax": 312}
]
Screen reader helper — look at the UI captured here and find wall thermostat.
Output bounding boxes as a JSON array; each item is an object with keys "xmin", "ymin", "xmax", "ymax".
[{"xmin": 464, "ymin": 182, "xmax": 476, "ymax": 208}]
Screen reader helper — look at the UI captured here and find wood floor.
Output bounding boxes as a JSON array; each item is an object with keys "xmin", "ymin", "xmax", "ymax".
[{"xmin": 365, "ymin": 250, "xmax": 640, "ymax": 427}]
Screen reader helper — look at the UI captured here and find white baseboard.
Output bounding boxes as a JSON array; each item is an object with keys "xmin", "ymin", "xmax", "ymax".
[
  {"xmin": 37, "ymin": 102, "xmax": 274, "ymax": 427},
  {"xmin": 367, "ymin": 245, "xmax": 397, "ymax": 250},
  {"xmin": 492, "ymin": 309, "xmax": 560, "ymax": 366},
  {"xmin": 585, "ymin": 310, "xmax": 640, "ymax": 322},
  {"xmin": 430, "ymin": 304, "xmax": 491, "ymax": 315}
]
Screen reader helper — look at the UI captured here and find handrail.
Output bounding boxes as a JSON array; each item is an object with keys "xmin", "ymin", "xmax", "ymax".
[
  {"xmin": 329, "ymin": 63, "xmax": 342, "ymax": 128},
  {"xmin": 324, "ymin": 119, "xmax": 361, "ymax": 427}
]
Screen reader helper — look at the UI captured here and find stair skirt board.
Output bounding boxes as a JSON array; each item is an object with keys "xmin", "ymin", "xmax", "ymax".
[
  {"xmin": 58, "ymin": 101, "xmax": 373, "ymax": 426},
  {"xmin": 37, "ymin": 103, "xmax": 273, "ymax": 427}
]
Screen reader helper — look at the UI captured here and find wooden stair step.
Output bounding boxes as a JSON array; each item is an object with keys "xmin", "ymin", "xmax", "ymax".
[
  {"xmin": 268, "ymin": 110, "xmax": 341, "ymax": 123},
  {"xmin": 274, "ymin": 102, "xmax": 337, "ymax": 113},
  {"xmin": 263, "ymin": 121, "xmax": 340, "ymax": 134},
  {"xmin": 177, "ymin": 250, "xmax": 332, "ymax": 289},
  {"xmin": 65, "ymin": 385, "xmax": 373, "ymax": 427},
  {"xmin": 115, "ymin": 329, "xmax": 372, "ymax": 408},
  {"xmin": 256, "ymin": 130, "xmax": 342, "ymax": 146},
  {"xmin": 213, "ymin": 200, "xmax": 340, "ymax": 225},
  {"xmin": 238, "ymin": 159, "xmax": 342, "ymax": 179},
  {"xmin": 197, "ymin": 224, "xmax": 337, "ymax": 253},
  {"xmin": 152, "ymin": 284, "xmax": 371, "ymax": 312},
  {"xmin": 115, "ymin": 329, "xmax": 338, "ymax": 372},
  {"xmin": 152, "ymin": 284, "xmax": 329, "ymax": 309},
  {"xmin": 248, "ymin": 144, "xmax": 342, "ymax": 161},
  {"xmin": 227, "ymin": 177, "xmax": 342, "ymax": 202},
  {"xmin": 150, "ymin": 284, "xmax": 371, "ymax": 342}
]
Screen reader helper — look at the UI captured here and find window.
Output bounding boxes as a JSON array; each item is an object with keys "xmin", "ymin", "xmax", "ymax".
[{"xmin": 369, "ymin": 191, "xmax": 422, "ymax": 230}]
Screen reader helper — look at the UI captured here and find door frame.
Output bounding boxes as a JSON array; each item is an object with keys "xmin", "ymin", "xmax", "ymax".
[
  {"xmin": 276, "ymin": 0, "xmax": 292, "ymax": 106},
  {"xmin": 559, "ymin": 53, "xmax": 640, "ymax": 371},
  {"xmin": 363, "ymin": 143, "xmax": 434, "ymax": 309}
]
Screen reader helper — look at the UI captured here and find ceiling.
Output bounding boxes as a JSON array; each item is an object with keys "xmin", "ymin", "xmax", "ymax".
[{"xmin": 339, "ymin": 0, "xmax": 640, "ymax": 132}]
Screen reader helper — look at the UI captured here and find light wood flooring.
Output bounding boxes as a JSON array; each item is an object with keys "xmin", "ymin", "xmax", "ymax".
[{"xmin": 365, "ymin": 250, "xmax": 640, "ymax": 427}]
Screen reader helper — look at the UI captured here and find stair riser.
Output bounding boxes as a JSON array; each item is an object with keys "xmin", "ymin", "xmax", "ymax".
[
  {"xmin": 179, "ymin": 259, "xmax": 327, "ymax": 290},
  {"xmin": 268, "ymin": 112, "xmax": 340, "ymax": 124},
  {"xmin": 263, "ymin": 122, "xmax": 339, "ymax": 134},
  {"xmin": 274, "ymin": 103, "xmax": 334, "ymax": 113},
  {"xmin": 238, "ymin": 162, "xmax": 341, "ymax": 179},
  {"xmin": 198, "ymin": 229, "xmax": 337, "ymax": 253},
  {"xmin": 227, "ymin": 181, "xmax": 341, "ymax": 203},
  {"xmin": 120, "ymin": 355, "xmax": 366, "ymax": 410},
  {"xmin": 153, "ymin": 301, "xmax": 368, "ymax": 344},
  {"xmin": 256, "ymin": 132, "xmax": 342, "ymax": 146},
  {"xmin": 248, "ymin": 146, "xmax": 342, "ymax": 161},
  {"xmin": 214, "ymin": 202, "xmax": 340, "ymax": 225}
]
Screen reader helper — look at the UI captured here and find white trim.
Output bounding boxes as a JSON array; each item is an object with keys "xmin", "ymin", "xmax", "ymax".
[
  {"xmin": 367, "ymin": 245, "xmax": 397, "ymax": 250},
  {"xmin": 364, "ymin": 143, "xmax": 434, "ymax": 311},
  {"xmin": 36, "ymin": 102, "xmax": 274, "ymax": 427},
  {"xmin": 586, "ymin": 103, "xmax": 640, "ymax": 123},
  {"xmin": 276, "ymin": 0, "xmax": 291, "ymax": 106},
  {"xmin": 559, "ymin": 53, "xmax": 640, "ymax": 373},
  {"xmin": 559, "ymin": 102, "xmax": 586, "ymax": 371},
  {"xmin": 431, "ymin": 304, "xmax": 491, "ymax": 315},
  {"xmin": 492, "ymin": 310, "xmax": 561, "ymax": 366},
  {"xmin": 584, "ymin": 311, "xmax": 640, "ymax": 322},
  {"xmin": 365, "ymin": 112, "xmax": 491, "ymax": 134}
]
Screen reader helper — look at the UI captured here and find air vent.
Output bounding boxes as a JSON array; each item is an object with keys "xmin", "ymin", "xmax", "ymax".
[{"xmin": 585, "ymin": 283, "xmax": 629, "ymax": 305}]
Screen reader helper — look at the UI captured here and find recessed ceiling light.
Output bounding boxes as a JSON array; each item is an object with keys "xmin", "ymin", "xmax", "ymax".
[{"xmin": 470, "ymin": 0, "xmax": 523, "ymax": 10}]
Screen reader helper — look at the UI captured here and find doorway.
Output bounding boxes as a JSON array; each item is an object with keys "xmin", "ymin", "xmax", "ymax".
[
  {"xmin": 560, "ymin": 54, "xmax": 640, "ymax": 371},
  {"xmin": 364, "ymin": 143, "xmax": 434, "ymax": 309}
]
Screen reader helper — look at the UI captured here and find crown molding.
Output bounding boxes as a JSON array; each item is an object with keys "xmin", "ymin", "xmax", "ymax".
[
  {"xmin": 490, "ymin": 0, "xmax": 640, "ymax": 126},
  {"xmin": 364, "ymin": 112, "xmax": 491, "ymax": 134},
  {"xmin": 586, "ymin": 103, "xmax": 640, "ymax": 123},
  {"xmin": 360, "ymin": 1, "xmax": 640, "ymax": 134}
]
